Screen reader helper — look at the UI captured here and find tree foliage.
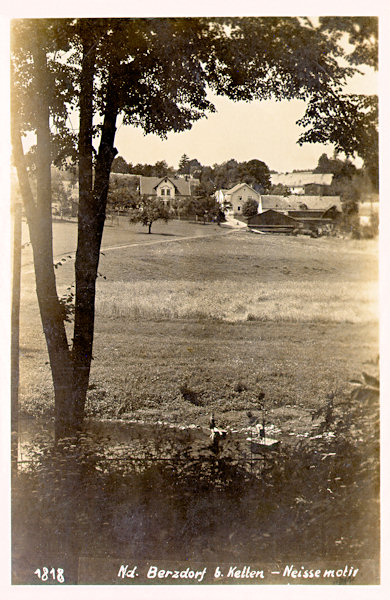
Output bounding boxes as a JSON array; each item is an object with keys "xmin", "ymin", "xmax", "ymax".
[
  {"xmin": 297, "ymin": 94, "xmax": 378, "ymax": 188},
  {"xmin": 111, "ymin": 156, "xmax": 132, "ymax": 173},
  {"xmin": 239, "ymin": 159, "xmax": 271, "ymax": 191},
  {"xmin": 319, "ymin": 17, "xmax": 378, "ymax": 69},
  {"xmin": 314, "ymin": 153, "xmax": 357, "ymax": 177},
  {"xmin": 128, "ymin": 197, "xmax": 171, "ymax": 233},
  {"xmin": 188, "ymin": 190, "xmax": 222, "ymax": 224},
  {"xmin": 242, "ymin": 198, "xmax": 259, "ymax": 218},
  {"xmin": 178, "ymin": 154, "xmax": 191, "ymax": 175},
  {"xmin": 11, "ymin": 16, "xmax": 378, "ymax": 438},
  {"xmin": 313, "ymin": 153, "xmax": 369, "ymax": 209},
  {"xmin": 267, "ymin": 184, "xmax": 291, "ymax": 196},
  {"xmin": 297, "ymin": 17, "xmax": 378, "ymax": 188},
  {"xmin": 189, "ymin": 158, "xmax": 271, "ymax": 192},
  {"xmin": 51, "ymin": 170, "xmax": 74, "ymax": 216},
  {"xmin": 129, "ymin": 160, "xmax": 175, "ymax": 177},
  {"xmin": 107, "ymin": 175, "xmax": 139, "ymax": 212}
]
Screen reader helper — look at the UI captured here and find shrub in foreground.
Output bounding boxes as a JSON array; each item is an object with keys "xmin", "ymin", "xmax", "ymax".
[{"xmin": 13, "ymin": 375, "xmax": 379, "ymax": 581}]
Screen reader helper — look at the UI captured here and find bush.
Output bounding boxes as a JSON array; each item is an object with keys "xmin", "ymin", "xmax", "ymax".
[{"xmin": 242, "ymin": 198, "xmax": 259, "ymax": 218}]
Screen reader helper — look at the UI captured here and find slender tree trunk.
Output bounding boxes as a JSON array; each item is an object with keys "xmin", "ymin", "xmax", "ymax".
[
  {"xmin": 72, "ymin": 67, "xmax": 119, "ymax": 422},
  {"xmin": 13, "ymin": 27, "xmax": 121, "ymax": 433},
  {"xmin": 34, "ymin": 44, "xmax": 74, "ymax": 439},
  {"xmin": 72, "ymin": 31, "xmax": 97, "ymax": 424},
  {"xmin": 11, "ymin": 44, "xmax": 73, "ymax": 440}
]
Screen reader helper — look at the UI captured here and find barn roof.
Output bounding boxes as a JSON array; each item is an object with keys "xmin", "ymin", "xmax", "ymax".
[
  {"xmin": 261, "ymin": 195, "xmax": 342, "ymax": 211},
  {"xmin": 270, "ymin": 172, "xmax": 334, "ymax": 187},
  {"xmin": 248, "ymin": 209, "xmax": 299, "ymax": 226}
]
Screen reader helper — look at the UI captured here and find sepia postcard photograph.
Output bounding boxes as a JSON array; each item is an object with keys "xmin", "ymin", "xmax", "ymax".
[{"xmin": 3, "ymin": 1, "xmax": 387, "ymax": 596}]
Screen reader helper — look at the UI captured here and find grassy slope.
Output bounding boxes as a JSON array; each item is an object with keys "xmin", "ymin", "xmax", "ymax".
[{"xmin": 19, "ymin": 220, "xmax": 378, "ymax": 440}]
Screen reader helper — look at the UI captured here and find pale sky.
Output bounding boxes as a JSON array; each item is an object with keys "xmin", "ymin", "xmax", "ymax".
[{"xmin": 114, "ymin": 65, "xmax": 377, "ymax": 173}]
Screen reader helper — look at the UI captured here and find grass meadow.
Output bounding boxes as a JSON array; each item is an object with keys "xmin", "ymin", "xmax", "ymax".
[
  {"xmin": 19, "ymin": 220, "xmax": 378, "ymax": 432},
  {"xmin": 95, "ymin": 278, "xmax": 377, "ymax": 323}
]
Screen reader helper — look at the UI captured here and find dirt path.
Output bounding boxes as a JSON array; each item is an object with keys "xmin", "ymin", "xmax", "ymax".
[
  {"xmin": 99, "ymin": 227, "xmax": 240, "ymax": 253},
  {"xmin": 22, "ymin": 226, "xmax": 241, "ymax": 275}
]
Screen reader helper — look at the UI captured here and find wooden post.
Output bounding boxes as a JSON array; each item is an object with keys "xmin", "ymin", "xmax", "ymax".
[{"xmin": 11, "ymin": 201, "xmax": 22, "ymax": 472}]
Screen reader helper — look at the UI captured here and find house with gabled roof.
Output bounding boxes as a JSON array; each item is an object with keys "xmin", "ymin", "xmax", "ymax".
[
  {"xmin": 216, "ymin": 183, "xmax": 261, "ymax": 215},
  {"xmin": 215, "ymin": 182, "xmax": 342, "ymax": 222},
  {"xmin": 139, "ymin": 176, "xmax": 192, "ymax": 202}
]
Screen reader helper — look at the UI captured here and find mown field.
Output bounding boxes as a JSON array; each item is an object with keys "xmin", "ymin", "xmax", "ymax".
[{"xmin": 19, "ymin": 219, "xmax": 378, "ymax": 436}]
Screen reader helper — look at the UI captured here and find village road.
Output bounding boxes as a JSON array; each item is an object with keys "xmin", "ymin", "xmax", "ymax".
[{"xmin": 21, "ymin": 219, "xmax": 241, "ymax": 275}]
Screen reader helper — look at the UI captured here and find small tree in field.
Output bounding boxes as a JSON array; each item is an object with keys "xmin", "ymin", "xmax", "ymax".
[
  {"xmin": 242, "ymin": 198, "xmax": 259, "ymax": 218},
  {"xmin": 128, "ymin": 197, "xmax": 171, "ymax": 234}
]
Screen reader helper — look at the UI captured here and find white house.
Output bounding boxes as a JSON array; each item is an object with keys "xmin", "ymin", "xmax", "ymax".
[
  {"xmin": 216, "ymin": 183, "xmax": 261, "ymax": 215},
  {"xmin": 139, "ymin": 176, "xmax": 192, "ymax": 203},
  {"xmin": 216, "ymin": 181, "xmax": 341, "ymax": 219}
]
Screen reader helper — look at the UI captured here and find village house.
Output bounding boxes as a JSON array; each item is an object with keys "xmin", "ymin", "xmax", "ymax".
[
  {"xmin": 216, "ymin": 181, "xmax": 341, "ymax": 221},
  {"xmin": 139, "ymin": 176, "xmax": 192, "ymax": 205},
  {"xmin": 215, "ymin": 183, "xmax": 261, "ymax": 215}
]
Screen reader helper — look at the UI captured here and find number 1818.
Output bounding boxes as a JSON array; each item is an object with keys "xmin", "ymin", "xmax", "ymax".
[{"xmin": 34, "ymin": 567, "xmax": 65, "ymax": 583}]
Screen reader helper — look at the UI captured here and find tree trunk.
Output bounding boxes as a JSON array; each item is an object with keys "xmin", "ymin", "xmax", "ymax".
[
  {"xmin": 35, "ymin": 45, "xmax": 75, "ymax": 439},
  {"xmin": 71, "ymin": 31, "xmax": 97, "ymax": 425},
  {"xmin": 11, "ymin": 43, "xmax": 74, "ymax": 440},
  {"xmin": 148, "ymin": 222, "xmax": 152, "ymax": 234},
  {"xmin": 72, "ymin": 68, "xmax": 119, "ymax": 422},
  {"xmin": 13, "ymin": 28, "xmax": 121, "ymax": 434}
]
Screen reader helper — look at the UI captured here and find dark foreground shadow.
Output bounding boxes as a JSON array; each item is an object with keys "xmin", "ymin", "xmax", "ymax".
[{"xmin": 12, "ymin": 403, "xmax": 380, "ymax": 585}]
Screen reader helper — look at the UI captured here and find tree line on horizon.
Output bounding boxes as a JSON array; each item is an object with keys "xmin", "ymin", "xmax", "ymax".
[
  {"xmin": 111, "ymin": 154, "xmax": 273, "ymax": 194},
  {"xmin": 110, "ymin": 151, "xmax": 377, "ymax": 206}
]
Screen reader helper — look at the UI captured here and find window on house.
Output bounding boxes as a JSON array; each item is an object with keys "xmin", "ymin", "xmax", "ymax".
[
  {"xmin": 166, "ymin": 188, "xmax": 171, "ymax": 196},
  {"xmin": 237, "ymin": 206, "xmax": 241, "ymax": 211},
  {"xmin": 160, "ymin": 188, "xmax": 165, "ymax": 196}
]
